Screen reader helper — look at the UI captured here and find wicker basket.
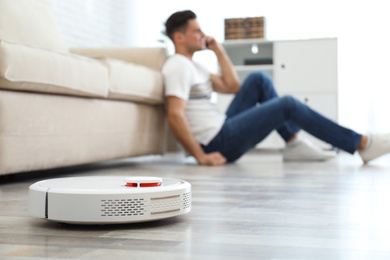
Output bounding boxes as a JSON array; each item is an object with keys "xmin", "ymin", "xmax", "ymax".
[{"xmin": 224, "ymin": 17, "xmax": 265, "ymax": 40}]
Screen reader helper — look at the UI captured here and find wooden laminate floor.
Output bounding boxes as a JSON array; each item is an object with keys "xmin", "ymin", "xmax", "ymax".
[{"xmin": 1, "ymin": 150, "xmax": 390, "ymax": 260}]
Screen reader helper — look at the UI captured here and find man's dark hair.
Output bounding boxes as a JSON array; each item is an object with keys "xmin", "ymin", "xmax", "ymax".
[{"xmin": 165, "ymin": 10, "xmax": 197, "ymax": 41}]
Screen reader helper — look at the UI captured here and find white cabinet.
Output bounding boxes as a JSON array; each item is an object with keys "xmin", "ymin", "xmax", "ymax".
[{"xmin": 219, "ymin": 38, "xmax": 338, "ymax": 149}]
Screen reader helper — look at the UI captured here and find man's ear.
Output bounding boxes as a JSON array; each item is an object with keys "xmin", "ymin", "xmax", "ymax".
[{"xmin": 173, "ymin": 31, "xmax": 185, "ymax": 44}]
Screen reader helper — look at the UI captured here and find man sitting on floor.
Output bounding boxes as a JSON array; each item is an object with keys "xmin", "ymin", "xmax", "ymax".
[{"xmin": 162, "ymin": 10, "xmax": 390, "ymax": 166}]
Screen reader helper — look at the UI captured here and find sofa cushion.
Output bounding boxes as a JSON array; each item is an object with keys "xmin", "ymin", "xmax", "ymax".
[
  {"xmin": 0, "ymin": 39, "xmax": 109, "ymax": 98},
  {"xmin": 71, "ymin": 47, "xmax": 168, "ymax": 71},
  {"xmin": 0, "ymin": 0, "xmax": 68, "ymax": 53},
  {"xmin": 99, "ymin": 58, "xmax": 164, "ymax": 104}
]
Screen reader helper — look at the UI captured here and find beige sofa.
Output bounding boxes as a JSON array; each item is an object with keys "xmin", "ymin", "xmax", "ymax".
[{"xmin": 0, "ymin": 0, "xmax": 168, "ymax": 176}]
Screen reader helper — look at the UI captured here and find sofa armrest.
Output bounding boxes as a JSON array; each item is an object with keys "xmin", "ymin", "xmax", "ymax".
[{"xmin": 69, "ymin": 47, "xmax": 168, "ymax": 71}]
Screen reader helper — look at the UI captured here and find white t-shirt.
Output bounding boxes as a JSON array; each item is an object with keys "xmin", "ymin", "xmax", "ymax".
[{"xmin": 162, "ymin": 54, "xmax": 226, "ymax": 145}]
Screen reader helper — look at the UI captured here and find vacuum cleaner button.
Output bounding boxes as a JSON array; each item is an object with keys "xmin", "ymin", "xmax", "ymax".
[{"xmin": 124, "ymin": 177, "xmax": 162, "ymax": 188}]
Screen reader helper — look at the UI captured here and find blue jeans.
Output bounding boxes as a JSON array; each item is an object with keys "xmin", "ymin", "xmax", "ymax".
[{"xmin": 202, "ymin": 71, "xmax": 362, "ymax": 162}]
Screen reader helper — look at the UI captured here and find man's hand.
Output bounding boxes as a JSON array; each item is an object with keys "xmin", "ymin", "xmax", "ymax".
[
  {"xmin": 196, "ymin": 152, "xmax": 227, "ymax": 166},
  {"xmin": 205, "ymin": 36, "xmax": 221, "ymax": 52}
]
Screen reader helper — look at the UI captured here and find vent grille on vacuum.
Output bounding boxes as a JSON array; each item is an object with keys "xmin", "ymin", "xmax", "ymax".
[
  {"xmin": 101, "ymin": 199, "xmax": 146, "ymax": 217},
  {"xmin": 150, "ymin": 195, "xmax": 181, "ymax": 209},
  {"xmin": 183, "ymin": 192, "xmax": 191, "ymax": 209}
]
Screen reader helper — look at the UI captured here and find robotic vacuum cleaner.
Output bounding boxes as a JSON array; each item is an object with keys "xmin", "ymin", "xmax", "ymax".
[{"xmin": 28, "ymin": 176, "xmax": 191, "ymax": 224}]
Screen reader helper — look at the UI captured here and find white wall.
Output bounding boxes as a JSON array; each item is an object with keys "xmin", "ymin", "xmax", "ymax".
[{"xmin": 43, "ymin": 0, "xmax": 126, "ymax": 47}]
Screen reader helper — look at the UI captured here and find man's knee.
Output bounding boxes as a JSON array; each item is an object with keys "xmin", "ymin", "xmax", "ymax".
[
  {"xmin": 279, "ymin": 95, "xmax": 299, "ymax": 110},
  {"xmin": 247, "ymin": 71, "xmax": 271, "ymax": 83}
]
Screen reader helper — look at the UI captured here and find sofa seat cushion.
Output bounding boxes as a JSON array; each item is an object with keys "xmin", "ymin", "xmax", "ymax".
[
  {"xmin": 0, "ymin": 39, "xmax": 109, "ymax": 98},
  {"xmin": 99, "ymin": 57, "xmax": 164, "ymax": 104}
]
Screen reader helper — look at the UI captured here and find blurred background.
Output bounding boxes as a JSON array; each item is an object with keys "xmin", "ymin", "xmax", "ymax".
[{"xmin": 43, "ymin": 0, "xmax": 390, "ymax": 134}]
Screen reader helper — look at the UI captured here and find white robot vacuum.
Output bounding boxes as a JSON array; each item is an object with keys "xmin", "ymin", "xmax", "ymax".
[{"xmin": 28, "ymin": 176, "xmax": 191, "ymax": 224}]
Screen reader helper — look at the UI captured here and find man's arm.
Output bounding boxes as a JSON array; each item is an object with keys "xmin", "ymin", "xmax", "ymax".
[
  {"xmin": 206, "ymin": 36, "xmax": 240, "ymax": 94},
  {"xmin": 166, "ymin": 96, "xmax": 227, "ymax": 166}
]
